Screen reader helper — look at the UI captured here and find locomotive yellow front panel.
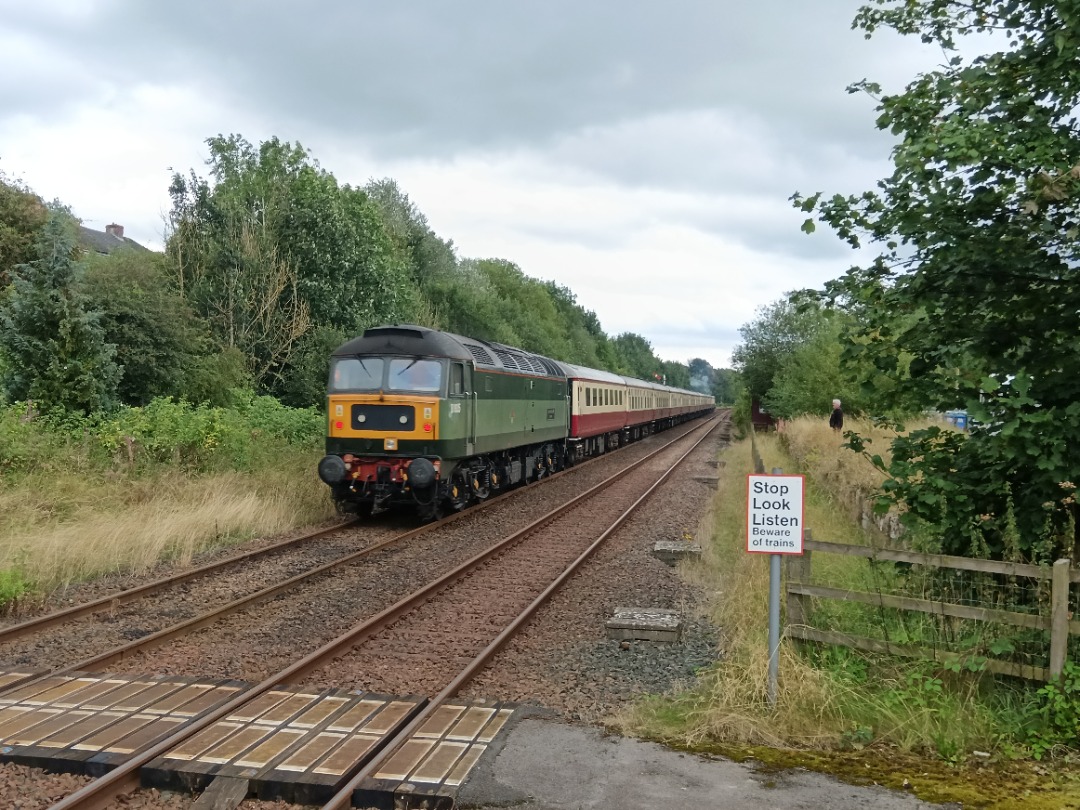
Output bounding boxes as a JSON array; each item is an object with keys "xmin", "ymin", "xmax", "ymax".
[{"xmin": 328, "ymin": 395, "xmax": 440, "ymax": 441}]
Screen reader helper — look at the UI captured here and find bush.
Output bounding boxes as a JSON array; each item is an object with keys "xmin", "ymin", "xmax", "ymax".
[
  {"xmin": 1027, "ymin": 662, "xmax": 1080, "ymax": 760},
  {"xmin": 0, "ymin": 393, "xmax": 323, "ymax": 478}
]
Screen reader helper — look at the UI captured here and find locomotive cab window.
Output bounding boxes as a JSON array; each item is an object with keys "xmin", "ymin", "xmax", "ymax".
[
  {"xmin": 450, "ymin": 363, "xmax": 465, "ymax": 396},
  {"xmin": 330, "ymin": 357, "xmax": 384, "ymax": 392},
  {"xmin": 388, "ymin": 358, "xmax": 443, "ymax": 393}
]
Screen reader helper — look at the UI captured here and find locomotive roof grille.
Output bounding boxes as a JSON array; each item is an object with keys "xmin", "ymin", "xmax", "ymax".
[
  {"xmin": 465, "ymin": 344, "xmax": 495, "ymax": 365},
  {"xmin": 539, "ymin": 358, "xmax": 563, "ymax": 376},
  {"xmin": 493, "ymin": 349, "xmax": 522, "ymax": 370}
]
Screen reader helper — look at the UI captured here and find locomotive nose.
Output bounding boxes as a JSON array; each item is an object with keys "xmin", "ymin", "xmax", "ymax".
[
  {"xmin": 318, "ymin": 455, "xmax": 347, "ymax": 484},
  {"xmin": 407, "ymin": 457, "xmax": 436, "ymax": 489}
]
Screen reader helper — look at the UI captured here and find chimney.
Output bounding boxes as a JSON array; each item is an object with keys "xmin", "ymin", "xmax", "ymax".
[{"xmin": 105, "ymin": 223, "xmax": 124, "ymax": 238}]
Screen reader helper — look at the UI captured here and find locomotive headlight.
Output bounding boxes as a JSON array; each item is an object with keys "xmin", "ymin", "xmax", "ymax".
[{"xmin": 399, "ymin": 415, "xmax": 408, "ymax": 424}]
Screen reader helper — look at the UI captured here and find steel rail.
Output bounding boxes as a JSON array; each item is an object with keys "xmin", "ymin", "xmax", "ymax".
[
  {"xmin": 4, "ymin": 419, "xmax": 707, "ymax": 696},
  {"xmin": 0, "ymin": 519, "xmax": 357, "ymax": 645},
  {"xmin": 320, "ymin": 418, "xmax": 722, "ymax": 809},
  {"xmin": 4, "ymin": 411, "xmax": 717, "ymax": 656},
  {"xmin": 47, "ymin": 413, "xmax": 721, "ymax": 810}
]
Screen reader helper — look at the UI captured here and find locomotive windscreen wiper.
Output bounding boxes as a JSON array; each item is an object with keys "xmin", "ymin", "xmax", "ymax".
[{"xmin": 394, "ymin": 358, "xmax": 420, "ymax": 376}]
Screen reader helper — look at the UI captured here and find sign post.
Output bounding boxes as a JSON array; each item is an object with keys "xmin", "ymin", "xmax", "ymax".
[{"xmin": 746, "ymin": 468, "xmax": 804, "ymax": 707}]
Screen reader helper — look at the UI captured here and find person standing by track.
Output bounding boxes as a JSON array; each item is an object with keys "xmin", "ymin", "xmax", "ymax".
[{"xmin": 829, "ymin": 399, "xmax": 844, "ymax": 432}]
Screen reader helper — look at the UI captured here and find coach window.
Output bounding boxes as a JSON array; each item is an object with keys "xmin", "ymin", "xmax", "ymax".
[{"xmin": 449, "ymin": 363, "xmax": 465, "ymax": 396}]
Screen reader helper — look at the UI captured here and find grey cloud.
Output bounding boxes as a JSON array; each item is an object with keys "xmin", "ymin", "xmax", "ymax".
[{"xmin": 4, "ymin": 1, "xmax": 930, "ymax": 162}]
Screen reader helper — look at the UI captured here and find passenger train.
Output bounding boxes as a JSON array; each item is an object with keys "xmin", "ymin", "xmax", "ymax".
[{"xmin": 317, "ymin": 325, "xmax": 715, "ymax": 518}]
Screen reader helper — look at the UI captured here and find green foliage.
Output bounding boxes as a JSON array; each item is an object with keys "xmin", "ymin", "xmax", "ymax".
[
  {"xmin": 0, "ymin": 173, "xmax": 47, "ymax": 287},
  {"xmin": 796, "ymin": 0, "xmax": 1080, "ymax": 558},
  {"xmin": 731, "ymin": 295, "xmax": 832, "ymax": 404},
  {"xmin": 661, "ymin": 360, "xmax": 690, "ymax": 389},
  {"xmin": 612, "ymin": 332, "xmax": 661, "ymax": 380},
  {"xmin": 731, "ymin": 294, "xmax": 873, "ymax": 419},
  {"xmin": 184, "ymin": 347, "xmax": 253, "ymax": 407},
  {"xmin": 1027, "ymin": 662, "xmax": 1080, "ymax": 760},
  {"xmin": 0, "ymin": 393, "xmax": 321, "ymax": 479},
  {"xmin": 364, "ymin": 177, "xmax": 457, "ymax": 290},
  {"xmin": 0, "ymin": 568, "xmax": 32, "ymax": 609},
  {"xmin": 0, "ymin": 211, "xmax": 120, "ymax": 413},
  {"xmin": 711, "ymin": 368, "xmax": 743, "ymax": 405},
  {"xmin": 542, "ymin": 281, "xmax": 619, "ymax": 368},
  {"xmin": 79, "ymin": 249, "xmax": 208, "ymax": 405},
  {"xmin": 95, "ymin": 394, "xmax": 322, "ymax": 470}
]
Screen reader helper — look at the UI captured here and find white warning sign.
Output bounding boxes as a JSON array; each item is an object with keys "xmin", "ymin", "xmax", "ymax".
[{"xmin": 746, "ymin": 474, "xmax": 804, "ymax": 555}]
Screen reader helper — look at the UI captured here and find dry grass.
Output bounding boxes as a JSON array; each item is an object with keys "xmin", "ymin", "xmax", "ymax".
[{"xmin": 0, "ymin": 453, "xmax": 335, "ymax": 594}]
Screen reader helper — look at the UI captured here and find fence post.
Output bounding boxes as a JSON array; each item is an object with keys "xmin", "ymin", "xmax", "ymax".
[
  {"xmin": 1050, "ymin": 558, "xmax": 1071, "ymax": 679},
  {"xmin": 785, "ymin": 529, "xmax": 813, "ymax": 627}
]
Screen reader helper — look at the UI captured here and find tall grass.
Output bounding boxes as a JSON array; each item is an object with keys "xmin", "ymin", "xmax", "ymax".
[
  {"xmin": 0, "ymin": 461, "xmax": 333, "ymax": 599},
  {"xmin": 0, "ymin": 397, "xmax": 335, "ymax": 606}
]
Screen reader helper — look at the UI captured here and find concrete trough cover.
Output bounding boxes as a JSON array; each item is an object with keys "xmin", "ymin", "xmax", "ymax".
[
  {"xmin": 605, "ymin": 607, "xmax": 682, "ymax": 642},
  {"xmin": 651, "ymin": 539, "xmax": 702, "ymax": 566},
  {"xmin": 354, "ymin": 698, "xmax": 517, "ymax": 810}
]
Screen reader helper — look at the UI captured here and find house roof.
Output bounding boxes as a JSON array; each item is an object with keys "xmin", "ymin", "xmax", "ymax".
[{"xmin": 78, "ymin": 225, "xmax": 150, "ymax": 255}]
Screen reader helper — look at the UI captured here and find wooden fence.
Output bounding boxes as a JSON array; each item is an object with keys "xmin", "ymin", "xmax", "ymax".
[
  {"xmin": 785, "ymin": 534, "xmax": 1075, "ymax": 681},
  {"xmin": 749, "ymin": 429, "xmax": 1073, "ymax": 681}
]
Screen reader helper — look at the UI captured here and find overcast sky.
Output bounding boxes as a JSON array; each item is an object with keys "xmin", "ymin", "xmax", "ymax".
[{"xmin": 0, "ymin": 1, "xmax": 937, "ymax": 368}]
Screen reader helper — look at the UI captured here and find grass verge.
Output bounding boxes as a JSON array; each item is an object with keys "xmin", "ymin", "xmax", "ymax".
[
  {"xmin": 0, "ymin": 449, "xmax": 335, "ymax": 609},
  {"xmin": 613, "ymin": 430, "xmax": 1080, "ymax": 808}
]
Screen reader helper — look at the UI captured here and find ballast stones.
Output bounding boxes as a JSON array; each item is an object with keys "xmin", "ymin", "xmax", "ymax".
[{"xmin": 605, "ymin": 608, "xmax": 682, "ymax": 643}]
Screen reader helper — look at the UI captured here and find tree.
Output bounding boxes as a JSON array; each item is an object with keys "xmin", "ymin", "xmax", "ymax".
[
  {"xmin": 365, "ymin": 177, "xmax": 457, "ymax": 290},
  {"xmin": 167, "ymin": 135, "xmax": 424, "ymax": 403},
  {"xmin": 731, "ymin": 296, "xmax": 830, "ymax": 404},
  {"xmin": 612, "ymin": 333, "xmax": 660, "ymax": 380},
  {"xmin": 712, "ymin": 368, "xmax": 743, "ymax": 405},
  {"xmin": 661, "ymin": 360, "xmax": 691, "ymax": 389},
  {"xmin": 796, "ymin": 0, "xmax": 1080, "ymax": 558},
  {"xmin": 0, "ymin": 210, "xmax": 119, "ymax": 412},
  {"xmin": 0, "ymin": 173, "xmax": 47, "ymax": 288},
  {"xmin": 79, "ymin": 249, "xmax": 208, "ymax": 405}
]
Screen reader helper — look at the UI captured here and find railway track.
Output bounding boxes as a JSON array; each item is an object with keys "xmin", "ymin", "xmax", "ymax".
[
  {"xmin": 0, "ymin": 415, "xmax": 719, "ymax": 686},
  {"xmin": 40, "ymin": 414, "xmax": 724, "ymax": 809}
]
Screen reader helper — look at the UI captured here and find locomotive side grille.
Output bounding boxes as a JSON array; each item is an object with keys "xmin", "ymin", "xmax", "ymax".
[{"xmin": 351, "ymin": 404, "xmax": 416, "ymax": 431}]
